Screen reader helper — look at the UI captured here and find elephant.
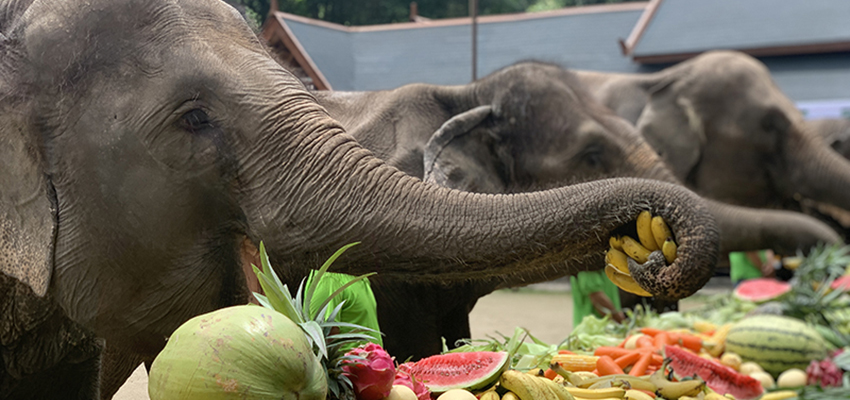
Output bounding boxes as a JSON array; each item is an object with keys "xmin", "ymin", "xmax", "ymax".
[
  {"xmin": 800, "ymin": 118, "xmax": 850, "ymax": 230},
  {"xmin": 1, "ymin": 0, "xmax": 721, "ymax": 397},
  {"xmin": 573, "ymin": 51, "xmax": 850, "ymax": 232},
  {"xmin": 313, "ymin": 60, "xmax": 840, "ymax": 343}
]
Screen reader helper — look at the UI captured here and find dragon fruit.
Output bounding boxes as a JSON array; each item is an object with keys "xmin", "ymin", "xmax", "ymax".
[
  {"xmin": 806, "ymin": 358, "xmax": 843, "ymax": 387},
  {"xmin": 394, "ymin": 364, "xmax": 431, "ymax": 400},
  {"xmin": 343, "ymin": 343, "xmax": 397, "ymax": 400}
]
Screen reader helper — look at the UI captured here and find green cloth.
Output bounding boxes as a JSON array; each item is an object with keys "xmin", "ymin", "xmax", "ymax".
[
  {"xmin": 729, "ymin": 250, "xmax": 767, "ymax": 284},
  {"xmin": 305, "ymin": 271, "xmax": 382, "ymax": 348},
  {"xmin": 570, "ymin": 270, "xmax": 621, "ymax": 328}
]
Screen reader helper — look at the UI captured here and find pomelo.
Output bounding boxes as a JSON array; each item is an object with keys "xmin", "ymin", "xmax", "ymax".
[{"xmin": 733, "ymin": 278, "xmax": 791, "ymax": 303}]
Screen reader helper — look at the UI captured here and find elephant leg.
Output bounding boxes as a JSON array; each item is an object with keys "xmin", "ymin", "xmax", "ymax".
[{"xmin": 99, "ymin": 343, "xmax": 150, "ymax": 400}]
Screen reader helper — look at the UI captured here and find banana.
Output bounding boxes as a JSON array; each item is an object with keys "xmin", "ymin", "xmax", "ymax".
[
  {"xmin": 650, "ymin": 216, "xmax": 673, "ymax": 250},
  {"xmin": 623, "ymin": 390, "xmax": 654, "ymax": 400},
  {"xmin": 539, "ymin": 376, "xmax": 576, "ymax": 400},
  {"xmin": 648, "ymin": 368, "xmax": 705, "ymax": 400},
  {"xmin": 480, "ymin": 389, "xmax": 501, "ymax": 400},
  {"xmin": 605, "ymin": 264, "xmax": 652, "ymax": 297},
  {"xmin": 606, "ymin": 248, "xmax": 630, "ymax": 274},
  {"xmin": 564, "ymin": 387, "xmax": 625, "ymax": 399},
  {"xmin": 661, "ymin": 238, "xmax": 677, "ymax": 264},
  {"xmin": 528, "ymin": 368, "xmax": 545, "ymax": 377},
  {"xmin": 620, "ymin": 236, "xmax": 651, "ymax": 264},
  {"xmin": 502, "ymin": 392, "xmax": 521, "ymax": 400},
  {"xmin": 609, "ymin": 377, "xmax": 657, "ymax": 393},
  {"xmin": 610, "ymin": 236, "xmax": 624, "ymax": 252},
  {"xmin": 759, "ymin": 391, "xmax": 799, "ymax": 400},
  {"xmin": 501, "ymin": 370, "xmax": 557, "ymax": 400},
  {"xmin": 636, "ymin": 211, "xmax": 659, "ymax": 251}
]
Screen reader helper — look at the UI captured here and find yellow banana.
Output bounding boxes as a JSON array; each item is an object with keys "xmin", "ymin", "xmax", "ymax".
[
  {"xmin": 528, "ymin": 368, "xmax": 545, "ymax": 376},
  {"xmin": 609, "ymin": 236, "xmax": 624, "ymax": 252},
  {"xmin": 648, "ymin": 369, "xmax": 705, "ymax": 400},
  {"xmin": 502, "ymin": 392, "xmax": 520, "ymax": 400},
  {"xmin": 564, "ymin": 387, "xmax": 625, "ymax": 399},
  {"xmin": 703, "ymin": 393, "xmax": 727, "ymax": 400},
  {"xmin": 500, "ymin": 370, "xmax": 556, "ymax": 400},
  {"xmin": 623, "ymin": 390, "xmax": 654, "ymax": 400},
  {"xmin": 606, "ymin": 248, "xmax": 630, "ymax": 274},
  {"xmin": 539, "ymin": 376, "xmax": 576, "ymax": 400},
  {"xmin": 759, "ymin": 391, "xmax": 799, "ymax": 400},
  {"xmin": 605, "ymin": 264, "xmax": 652, "ymax": 297},
  {"xmin": 636, "ymin": 211, "xmax": 659, "ymax": 251},
  {"xmin": 620, "ymin": 236, "xmax": 651, "ymax": 264},
  {"xmin": 661, "ymin": 238, "xmax": 677, "ymax": 264},
  {"xmin": 650, "ymin": 216, "xmax": 673, "ymax": 250},
  {"xmin": 609, "ymin": 377, "xmax": 657, "ymax": 393}
]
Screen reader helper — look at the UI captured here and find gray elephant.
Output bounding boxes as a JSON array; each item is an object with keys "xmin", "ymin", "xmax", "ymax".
[
  {"xmin": 1, "ymin": 0, "xmax": 721, "ymax": 398},
  {"xmin": 574, "ymin": 51, "xmax": 850, "ymax": 226},
  {"xmin": 801, "ymin": 118, "xmax": 850, "ymax": 230},
  {"xmin": 315, "ymin": 60, "xmax": 839, "ymax": 343}
]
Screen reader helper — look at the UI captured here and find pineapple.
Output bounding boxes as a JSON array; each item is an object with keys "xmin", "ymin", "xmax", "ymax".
[{"xmin": 252, "ymin": 242, "xmax": 380, "ymax": 400}]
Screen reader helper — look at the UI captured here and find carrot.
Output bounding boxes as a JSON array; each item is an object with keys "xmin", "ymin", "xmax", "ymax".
[
  {"xmin": 594, "ymin": 346, "xmax": 632, "ymax": 358},
  {"xmin": 543, "ymin": 368, "xmax": 558, "ymax": 380},
  {"xmin": 653, "ymin": 333, "xmax": 669, "ymax": 349},
  {"xmin": 640, "ymin": 327, "xmax": 664, "ymax": 337},
  {"xmin": 557, "ymin": 349, "xmax": 575, "ymax": 355},
  {"xmin": 596, "ymin": 355, "xmax": 625, "ymax": 376},
  {"xmin": 649, "ymin": 353, "xmax": 664, "ymax": 365},
  {"xmin": 629, "ymin": 352, "xmax": 653, "ymax": 376},
  {"xmin": 636, "ymin": 335, "xmax": 655, "ymax": 349},
  {"xmin": 614, "ymin": 351, "xmax": 642, "ymax": 369},
  {"xmin": 679, "ymin": 334, "xmax": 703, "ymax": 353},
  {"xmin": 666, "ymin": 332, "xmax": 681, "ymax": 345},
  {"xmin": 637, "ymin": 389, "xmax": 657, "ymax": 398}
]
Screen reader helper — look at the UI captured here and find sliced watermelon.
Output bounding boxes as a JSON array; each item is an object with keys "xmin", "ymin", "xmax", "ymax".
[
  {"xmin": 398, "ymin": 351, "xmax": 508, "ymax": 393},
  {"xmin": 733, "ymin": 278, "xmax": 791, "ymax": 303},
  {"xmin": 666, "ymin": 345, "xmax": 763, "ymax": 400},
  {"xmin": 831, "ymin": 276, "xmax": 850, "ymax": 291}
]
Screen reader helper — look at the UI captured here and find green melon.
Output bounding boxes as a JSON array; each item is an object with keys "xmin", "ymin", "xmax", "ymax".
[
  {"xmin": 148, "ymin": 305, "xmax": 327, "ymax": 400},
  {"xmin": 724, "ymin": 315, "xmax": 827, "ymax": 377}
]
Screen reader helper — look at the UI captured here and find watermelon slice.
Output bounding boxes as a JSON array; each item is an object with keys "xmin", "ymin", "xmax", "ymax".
[
  {"xmin": 398, "ymin": 351, "xmax": 508, "ymax": 393},
  {"xmin": 733, "ymin": 278, "xmax": 791, "ymax": 303},
  {"xmin": 666, "ymin": 345, "xmax": 763, "ymax": 400}
]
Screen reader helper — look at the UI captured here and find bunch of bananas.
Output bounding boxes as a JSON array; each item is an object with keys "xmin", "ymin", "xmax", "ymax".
[
  {"xmin": 605, "ymin": 211, "xmax": 678, "ymax": 296},
  {"xmin": 495, "ymin": 370, "xmax": 575, "ymax": 400}
]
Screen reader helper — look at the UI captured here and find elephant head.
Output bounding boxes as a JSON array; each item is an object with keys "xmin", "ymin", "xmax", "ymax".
[
  {"xmin": 0, "ymin": 0, "xmax": 721, "ymax": 380},
  {"xmin": 576, "ymin": 51, "xmax": 850, "ymax": 224}
]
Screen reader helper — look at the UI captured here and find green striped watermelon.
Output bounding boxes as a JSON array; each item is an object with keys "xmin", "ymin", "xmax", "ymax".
[{"xmin": 724, "ymin": 315, "xmax": 827, "ymax": 377}]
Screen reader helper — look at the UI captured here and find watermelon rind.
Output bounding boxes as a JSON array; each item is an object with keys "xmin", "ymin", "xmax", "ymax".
[
  {"xmin": 665, "ymin": 345, "xmax": 763, "ymax": 400},
  {"xmin": 733, "ymin": 278, "xmax": 791, "ymax": 303},
  {"xmin": 400, "ymin": 351, "xmax": 509, "ymax": 393},
  {"xmin": 724, "ymin": 315, "xmax": 827, "ymax": 377}
]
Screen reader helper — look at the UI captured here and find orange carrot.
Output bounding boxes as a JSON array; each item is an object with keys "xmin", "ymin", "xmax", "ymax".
[
  {"xmin": 679, "ymin": 334, "xmax": 703, "ymax": 353},
  {"xmin": 629, "ymin": 352, "xmax": 653, "ymax": 376},
  {"xmin": 636, "ymin": 335, "xmax": 655, "ymax": 349},
  {"xmin": 637, "ymin": 389, "xmax": 657, "ymax": 398},
  {"xmin": 557, "ymin": 349, "xmax": 575, "ymax": 355},
  {"xmin": 614, "ymin": 351, "xmax": 642, "ymax": 369},
  {"xmin": 666, "ymin": 332, "xmax": 681, "ymax": 345},
  {"xmin": 653, "ymin": 333, "xmax": 669, "ymax": 349},
  {"xmin": 594, "ymin": 347, "xmax": 632, "ymax": 358},
  {"xmin": 544, "ymin": 368, "xmax": 558, "ymax": 380},
  {"xmin": 649, "ymin": 353, "xmax": 664, "ymax": 365},
  {"xmin": 596, "ymin": 355, "xmax": 625, "ymax": 376},
  {"xmin": 640, "ymin": 327, "xmax": 664, "ymax": 337}
]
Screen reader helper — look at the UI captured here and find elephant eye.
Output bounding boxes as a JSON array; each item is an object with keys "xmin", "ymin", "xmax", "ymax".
[
  {"xmin": 178, "ymin": 109, "xmax": 214, "ymax": 133},
  {"xmin": 581, "ymin": 144, "xmax": 604, "ymax": 169}
]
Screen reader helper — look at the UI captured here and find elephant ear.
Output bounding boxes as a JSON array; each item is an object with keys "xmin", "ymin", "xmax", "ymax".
[
  {"xmin": 0, "ymin": 111, "xmax": 57, "ymax": 297},
  {"xmin": 636, "ymin": 78, "xmax": 706, "ymax": 183},
  {"xmin": 422, "ymin": 106, "xmax": 509, "ymax": 193}
]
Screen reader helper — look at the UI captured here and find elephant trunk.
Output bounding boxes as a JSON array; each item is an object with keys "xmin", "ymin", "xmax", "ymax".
[
  {"xmin": 785, "ymin": 127, "xmax": 850, "ymax": 212},
  {"xmin": 704, "ymin": 199, "xmax": 841, "ymax": 255},
  {"xmin": 241, "ymin": 92, "xmax": 719, "ymax": 300}
]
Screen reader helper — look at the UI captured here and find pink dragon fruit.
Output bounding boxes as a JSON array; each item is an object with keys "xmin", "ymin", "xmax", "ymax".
[
  {"xmin": 806, "ymin": 358, "xmax": 843, "ymax": 387},
  {"xmin": 394, "ymin": 364, "xmax": 431, "ymax": 400},
  {"xmin": 343, "ymin": 343, "xmax": 397, "ymax": 400}
]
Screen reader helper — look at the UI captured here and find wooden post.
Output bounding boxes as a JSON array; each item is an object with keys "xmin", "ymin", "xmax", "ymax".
[
  {"xmin": 470, "ymin": 0, "xmax": 478, "ymax": 81},
  {"xmin": 269, "ymin": 0, "xmax": 279, "ymax": 18}
]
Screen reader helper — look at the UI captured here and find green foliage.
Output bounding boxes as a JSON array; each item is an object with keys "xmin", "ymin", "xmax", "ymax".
[
  {"xmin": 252, "ymin": 241, "xmax": 379, "ymax": 400},
  {"xmin": 233, "ymin": 0, "xmax": 637, "ymax": 27}
]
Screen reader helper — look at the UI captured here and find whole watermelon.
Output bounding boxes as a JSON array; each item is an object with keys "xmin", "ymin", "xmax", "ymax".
[
  {"xmin": 724, "ymin": 315, "xmax": 827, "ymax": 377},
  {"xmin": 149, "ymin": 305, "xmax": 327, "ymax": 400}
]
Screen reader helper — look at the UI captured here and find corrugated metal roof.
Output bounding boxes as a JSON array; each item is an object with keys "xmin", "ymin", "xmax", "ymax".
[
  {"xmin": 282, "ymin": 5, "xmax": 646, "ymax": 91},
  {"xmin": 631, "ymin": 0, "xmax": 850, "ymax": 59}
]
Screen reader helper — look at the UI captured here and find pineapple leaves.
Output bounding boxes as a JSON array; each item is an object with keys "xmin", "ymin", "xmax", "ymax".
[{"xmin": 301, "ymin": 320, "xmax": 328, "ymax": 359}]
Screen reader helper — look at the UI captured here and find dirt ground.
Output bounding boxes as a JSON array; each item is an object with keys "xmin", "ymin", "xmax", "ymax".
[{"xmin": 112, "ymin": 279, "xmax": 728, "ymax": 399}]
